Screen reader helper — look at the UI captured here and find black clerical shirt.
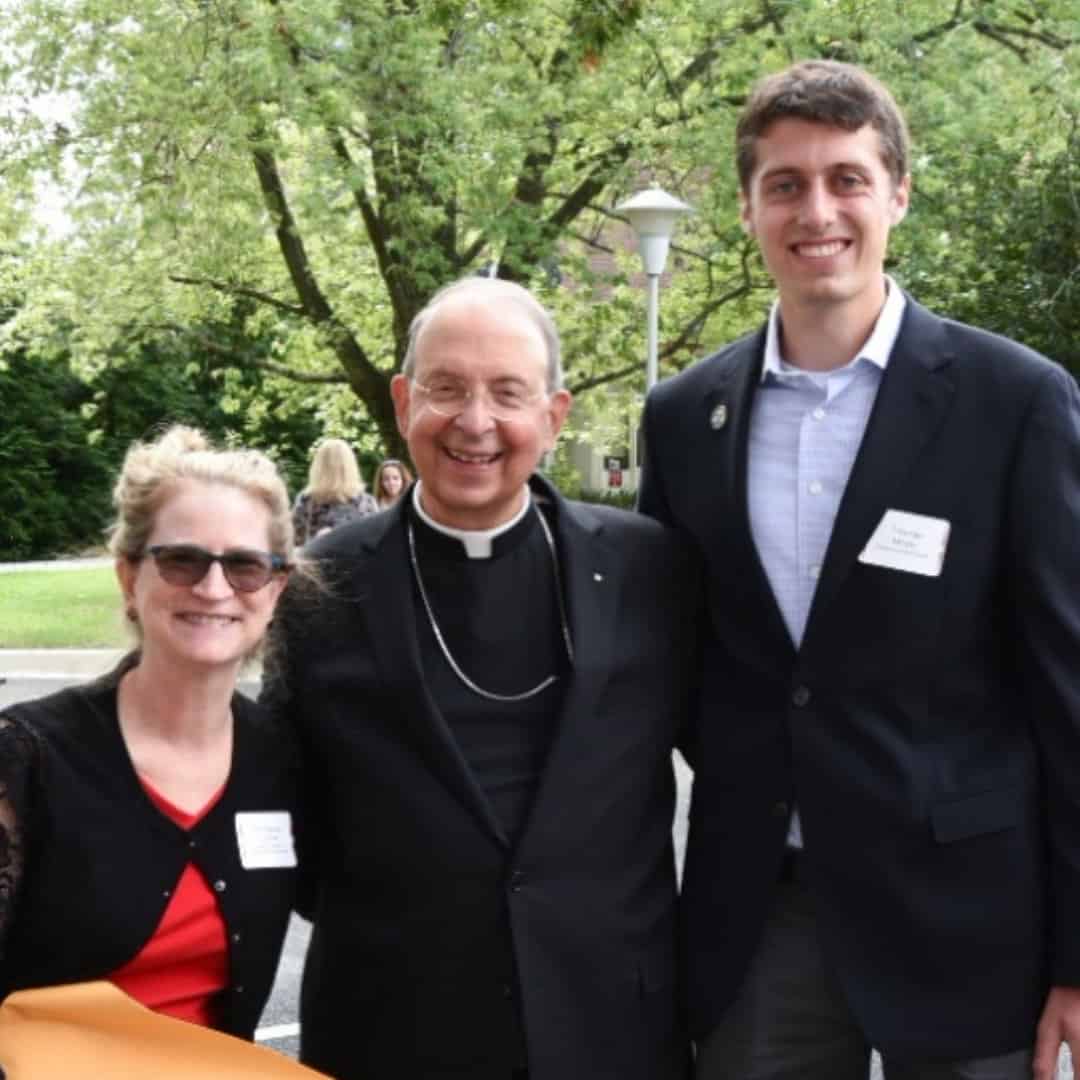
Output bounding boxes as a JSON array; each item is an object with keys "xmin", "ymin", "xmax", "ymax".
[{"xmin": 409, "ymin": 501, "xmax": 569, "ymax": 846}]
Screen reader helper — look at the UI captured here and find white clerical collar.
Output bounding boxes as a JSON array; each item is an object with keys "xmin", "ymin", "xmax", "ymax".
[
  {"xmin": 761, "ymin": 275, "xmax": 907, "ymax": 382},
  {"xmin": 411, "ymin": 483, "xmax": 531, "ymax": 559}
]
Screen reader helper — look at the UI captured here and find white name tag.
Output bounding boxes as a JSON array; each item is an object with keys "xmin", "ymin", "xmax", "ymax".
[
  {"xmin": 858, "ymin": 510, "xmax": 950, "ymax": 578},
  {"xmin": 235, "ymin": 811, "xmax": 297, "ymax": 870}
]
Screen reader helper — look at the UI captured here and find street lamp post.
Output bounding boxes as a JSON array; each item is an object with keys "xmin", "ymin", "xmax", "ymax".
[{"xmin": 614, "ymin": 187, "xmax": 693, "ymax": 390}]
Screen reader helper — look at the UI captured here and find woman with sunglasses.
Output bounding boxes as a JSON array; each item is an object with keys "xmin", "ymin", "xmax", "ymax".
[{"xmin": 0, "ymin": 425, "xmax": 301, "ymax": 1042}]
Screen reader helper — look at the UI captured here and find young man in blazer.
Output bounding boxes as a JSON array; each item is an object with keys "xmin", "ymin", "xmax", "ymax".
[
  {"xmin": 263, "ymin": 277, "xmax": 695, "ymax": 1080},
  {"xmin": 639, "ymin": 59, "xmax": 1080, "ymax": 1080}
]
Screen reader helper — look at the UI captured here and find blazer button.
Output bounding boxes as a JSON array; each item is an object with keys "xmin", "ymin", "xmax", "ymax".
[
  {"xmin": 791, "ymin": 685, "xmax": 811, "ymax": 707},
  {"xmin": 231, "ymin": 932, "xmax": 242, "ymax": 945},
  {"xmin": 213, "ymin": 879, "xmax": 227, "ymax": 893},
  {"xmin": 509, "ymin": 870, "xmax": 525, "ymax": 893}
]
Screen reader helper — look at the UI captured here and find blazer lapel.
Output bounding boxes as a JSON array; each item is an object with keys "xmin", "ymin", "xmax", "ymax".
[
  {"xmin": 514, "ymin": 481, "xmax": 619, "ymax": 850},
  {"xmin": 699, "ymin": 331, "xmax": 798, "ymax": 659},
  {"xmin": 802, "ymin": 300, "xmax": 956, "ymax": 644},
  {"xmin": 358, "ymin": 502, "xmax": 509, "ymax": 846}
]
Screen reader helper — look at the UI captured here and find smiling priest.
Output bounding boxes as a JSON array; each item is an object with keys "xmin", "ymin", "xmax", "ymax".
[{"xmin": 262, "ymin": 276, "xmax": 700, "ymax": 1080}]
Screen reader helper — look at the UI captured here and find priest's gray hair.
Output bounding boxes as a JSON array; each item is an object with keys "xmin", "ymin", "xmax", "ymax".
[{"xmin": 402, "ymin": 277, "xmax": 564, "ymax": 391}]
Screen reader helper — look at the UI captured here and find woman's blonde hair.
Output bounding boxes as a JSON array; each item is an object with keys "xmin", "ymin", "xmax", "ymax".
[
  {"xmin": 304, "ymin": 438, "xmax": 363, "ymax": 503},
  {"xmin": 108, "ymin": 425, "xmax": 295, "ymax": 563}
]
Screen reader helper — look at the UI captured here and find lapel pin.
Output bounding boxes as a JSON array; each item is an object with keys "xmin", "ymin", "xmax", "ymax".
[
  {"xmin": 593, "ymin": 572, "xmax": 604, "ymax": 582},
  {"xmin": 709, "ymin": 403, "xmax": 728, "ymax": 430}
]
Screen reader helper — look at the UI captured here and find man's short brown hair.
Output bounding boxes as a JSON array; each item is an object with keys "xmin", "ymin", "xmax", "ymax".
[{"xmin": 735, "ymin": 60, "xmax": 910, "ymax": 191}]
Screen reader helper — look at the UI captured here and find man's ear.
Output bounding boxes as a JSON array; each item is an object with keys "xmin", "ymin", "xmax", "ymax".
[
  {"xmin": 543, "ymin": 389, "xmax": 572, "ymax": 450},
  {"xmin": 739, "ymin": 193, "xmax": 755, "ymax": 235},
  {"xmin": 390, "ymin": 374, "xmax": 412, "ymax": 439},
  {"xmin": 890, "ymin": 174, "xmax": 911, "ymax": 225}
]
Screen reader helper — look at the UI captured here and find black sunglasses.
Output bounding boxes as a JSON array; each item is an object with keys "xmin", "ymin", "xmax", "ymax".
[{"xmin": 143, "ymin": 544, "xmax": 289, "ymax": 593}]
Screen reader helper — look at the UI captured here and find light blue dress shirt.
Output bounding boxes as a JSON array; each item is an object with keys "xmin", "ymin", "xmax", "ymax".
[{"xmin": 746, "ymin": 279, "xmax": 906, "ymax": 847}]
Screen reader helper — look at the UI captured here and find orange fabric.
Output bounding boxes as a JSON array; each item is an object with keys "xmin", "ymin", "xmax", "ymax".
[
  {"xmin": 110, "ymin": 780, "xmax": 228, "ymax": 1026},
  {"xmin": 0, "ymin": 981, "xmax": 329, "ymax": 1078}
]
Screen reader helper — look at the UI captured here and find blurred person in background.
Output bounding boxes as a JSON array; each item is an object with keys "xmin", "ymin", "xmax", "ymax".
[
  {"xmin": 371, "ymin": 457, "xmax": 412, "ymax": 510},
  {"xmin": 292, "ymin": 438, "xmax": 377, "ymax": 546}
]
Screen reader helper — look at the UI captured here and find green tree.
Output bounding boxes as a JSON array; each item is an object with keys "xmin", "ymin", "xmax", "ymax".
[
  {"xmin": 0, "ymin": 349, "xmax": 112, "ymax": 559},
  {"xmin": 0, "ymin": 329, "xmax": 333, "ymax": 558},
  {"xmin": 0, "ymin": 245, "xmax": 336, "ymax": 557},
  {"xmin": 4, "ymin": 0, "xmax": 1079, "ymax": 459},
  {"xmin": 85, "ymin": 336, "xmax": 330, "ymax": 495},
  {"xmin": 900, "ymin": 127, "xmax": 1079, "ymax": 370}
]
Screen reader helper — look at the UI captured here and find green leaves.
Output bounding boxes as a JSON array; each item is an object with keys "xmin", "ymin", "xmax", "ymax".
[{"xmin": 3, "ymin": 0, "xmax": 1078, "ymax": 463}]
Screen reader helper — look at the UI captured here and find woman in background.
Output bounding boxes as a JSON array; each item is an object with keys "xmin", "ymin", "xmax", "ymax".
[
  {"xmin": 372, "ymin": 458, "xmax": 412, "ymax": 511},
  {"xmin": 0, "ymin": 426, "xmax": 300, "ymax": 1040},
  {"xmin": 292, "ymin": 439, "xmax": 377, "ymax": 546}
]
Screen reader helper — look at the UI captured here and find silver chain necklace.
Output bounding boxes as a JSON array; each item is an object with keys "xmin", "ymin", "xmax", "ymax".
[{"xmin": 407, "ymin": 503, "xmax": 575, "ymax": 703}]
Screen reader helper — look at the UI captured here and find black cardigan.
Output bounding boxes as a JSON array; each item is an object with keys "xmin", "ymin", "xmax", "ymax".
[{"xmin": 0, "ymin": 660, "xmax": 299, "ymax": 1038}]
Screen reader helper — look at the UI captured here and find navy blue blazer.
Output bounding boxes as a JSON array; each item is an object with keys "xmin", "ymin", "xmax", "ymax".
[
  {"xmin": 262, "ymin": 476, "xmax": 697, "ymax": 1080},
  {"xmin": 639, "ymin": 296, "xmax": 1080, "ymax": 1060}
]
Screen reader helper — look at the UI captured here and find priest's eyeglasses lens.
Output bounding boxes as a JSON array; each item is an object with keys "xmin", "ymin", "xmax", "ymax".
[
  {"xmin": 144, "ymin": 544, "xmax": 288, "ymax": 592},
  {"xmin": 413, "ymin": 378, "xmax": 544, "ymax": 421}
]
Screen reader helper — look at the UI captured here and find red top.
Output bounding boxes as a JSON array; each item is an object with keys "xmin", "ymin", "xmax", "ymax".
[{"xmin": 110, "ymin": 779, "xmax": 229, "ymax": 1027}]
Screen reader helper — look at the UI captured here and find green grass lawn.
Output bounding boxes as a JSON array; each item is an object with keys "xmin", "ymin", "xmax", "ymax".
[{"xmin": 0, "ymin": 567, "xmax": 130, "ymax": 648}]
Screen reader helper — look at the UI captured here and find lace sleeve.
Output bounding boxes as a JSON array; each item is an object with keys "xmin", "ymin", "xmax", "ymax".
[
  {"xmin": 292, "ymin": 494, "xmax": 311, "ymax": 547},
  {"xmin": 0, "ymin": 713, "xmax": 38, "ymax": 954}
]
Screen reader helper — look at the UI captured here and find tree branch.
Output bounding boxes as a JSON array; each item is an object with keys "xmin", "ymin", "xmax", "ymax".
[
  {"xmin": 913, "ymin": 3, "xmax": 1073, "ymax": 54},
  {"xmin": 249, "ymin": 139, "xmax": 400, "ymax": 442},
  {"xmin": 912, "ymin": 0, "xmax": 965, "ymax": 44},
  {"xmin": 973, "ymin": 21, "xmax": 1029, "ymax": 60},
  {"xmin": 251, "ymin": 146, "xmax": 338, "ymax": 323},
  {"xmin": 566, "ymin": 262, "xmax": 756, "ymax": 394},
  {"xmin": 150, "ymin": 322, "xmax": 350, "ymax": 383},
  {"xmin": 168, "ymin": 274, "xmax": 305, "ymax": 316},
  {"xmin": 659, "ymin": 279, "xmax": 754, "ymax": 363},
  {"xmin": 248, "ymin": 358, "xmax": 348, "ymax": 384},
  {"xmin": 973, "ymin": 18, "xmax": 1072, "ymax": 55},
  {"xmin": 524, "ymin": 10, "xmax": 778, "ymax": 261},
  {"xmin": 567, "ymin": 362, "xmax": 641, "ymax": 394},
  {"xmin": 669, "ymin": 11, "xmax": 777, "ymax": 97},
  {"xmin": 324, "ymin": 128, "xmax": 433, "ymax": 356}
]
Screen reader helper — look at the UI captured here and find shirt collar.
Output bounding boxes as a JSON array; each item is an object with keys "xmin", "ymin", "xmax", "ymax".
[
  {"xmin": 760, "ymin": 276, "xmax": 907, "ymax": 383},
  {"xmin": 411, "ymin": 482, "xmax": 531, "ymax": 559}
]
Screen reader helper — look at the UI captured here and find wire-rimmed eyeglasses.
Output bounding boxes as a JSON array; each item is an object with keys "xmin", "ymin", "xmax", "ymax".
[{"xmin": 412, "ymin": 377, "xmax": 546, "ymax": 422}]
